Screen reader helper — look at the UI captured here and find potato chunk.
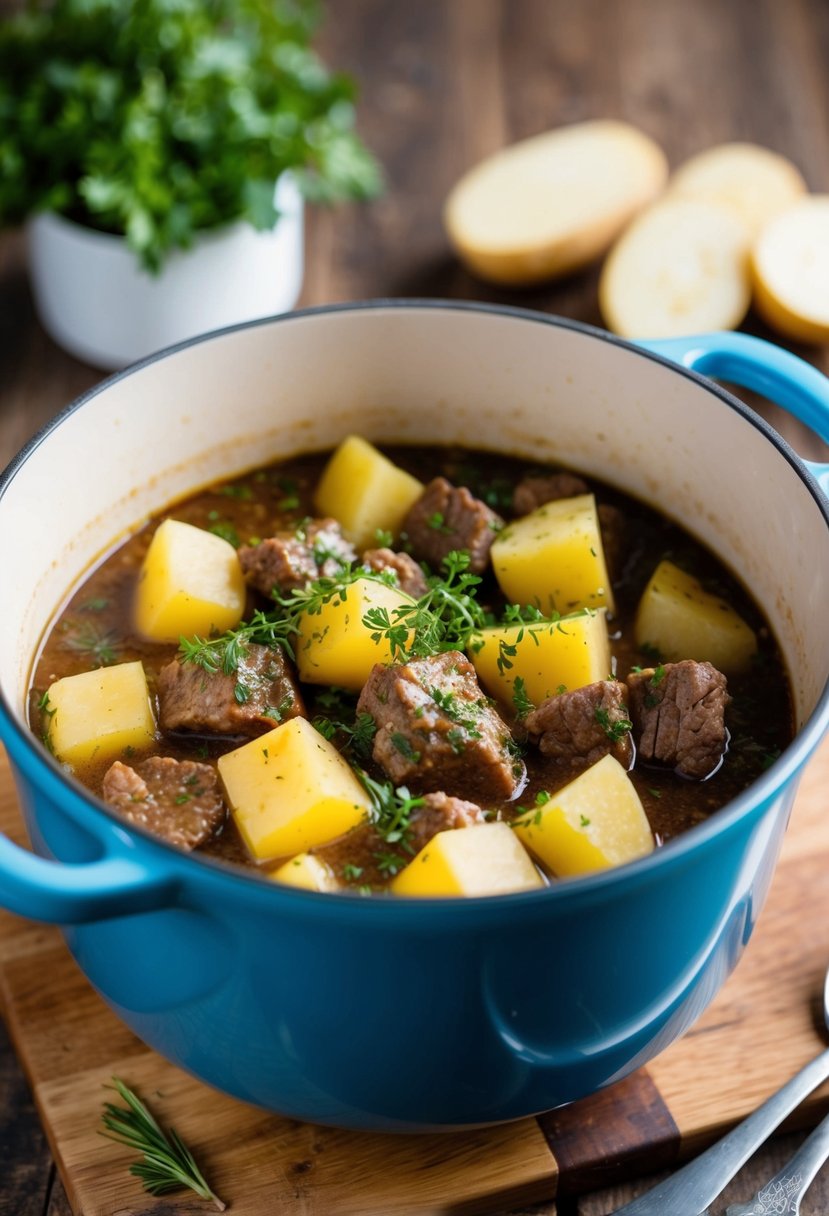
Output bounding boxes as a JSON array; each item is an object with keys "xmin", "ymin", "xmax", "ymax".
[
  {"xmin": 218, "ymin": 717, "xmax": 370, "ymax": 863},
  {"xmin": 391, "ymin": 822, "xmax": 543, "ymax": 897},
  {"xmin": 635, "ymin": 559, "xmax": 757, "ymax": 674},
  {"xmin": 513, "ymin": 755, "xmax": 653, "ymax": 877},
  {"xmin": 469, "ymin": 609, "xmax": 610, "ymax": 707},
  {"xmin": 314, "ymin": 436, "xmax": 424, "ymax": 548},
  {"xmin": 491, "ymin": 494, "xmax": 614, "ymax": 615},
  {"xmin": 45, "ymin": 661, "xmax": 156, "ymax": 768},
  {"xmin": 135, "ymin": 518, "xmax": 246, "ymax": 643},
  {"xmin": 295, "ymin": 576, "xmax": 415, "ymax": 691},
  {"xmin": 269, "ymin": 853, "xmax": 339, "ymax": 892}
]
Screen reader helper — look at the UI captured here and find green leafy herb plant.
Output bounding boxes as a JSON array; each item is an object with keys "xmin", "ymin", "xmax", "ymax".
[{"xmin": 0, "ymin": 0, "xmax": 381, "ymax": 271}]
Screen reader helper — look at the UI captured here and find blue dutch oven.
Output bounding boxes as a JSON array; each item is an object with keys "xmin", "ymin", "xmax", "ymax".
[{"xmin": 0, "ymin": 303, "xmax": 828, "ymax": 1130}]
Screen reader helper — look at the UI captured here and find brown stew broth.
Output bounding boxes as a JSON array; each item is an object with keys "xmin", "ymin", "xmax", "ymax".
[{"xmin": 29, "ymin": 446, "xmax": 794, "ymax": 882}]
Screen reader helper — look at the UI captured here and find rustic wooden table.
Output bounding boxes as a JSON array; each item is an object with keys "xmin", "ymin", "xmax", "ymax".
[{"xmin": 1, "ymin": 1, "xmax": 828, "ymax": 1212}]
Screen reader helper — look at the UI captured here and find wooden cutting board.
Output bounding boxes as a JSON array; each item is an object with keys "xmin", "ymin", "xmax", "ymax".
[{"xmin": 2, "ymin": 739, "xmax": 829, "ymax": 1216}]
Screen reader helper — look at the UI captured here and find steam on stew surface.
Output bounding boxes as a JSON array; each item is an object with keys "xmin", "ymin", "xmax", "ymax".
[{"xmin": 29, "ymin": 439, "xmax": 793, "ymax": 897}]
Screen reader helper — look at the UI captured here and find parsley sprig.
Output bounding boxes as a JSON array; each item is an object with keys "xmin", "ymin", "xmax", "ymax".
[{"xmin": 0, "ymin": 0, "xmax": 382, "ymax": 273}]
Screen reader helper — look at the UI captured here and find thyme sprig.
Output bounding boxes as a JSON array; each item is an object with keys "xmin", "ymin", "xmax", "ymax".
[
  {"xmin": 178, "ymin": 566, "xmax": 392, "ymax": 673},
  {"xmin": 362, "ymin": 550, "xmax": 489, "ymax": 662},
  {"xmin": 100, "ymin": 1077, "xmax": 225, "ymax": 1210}
]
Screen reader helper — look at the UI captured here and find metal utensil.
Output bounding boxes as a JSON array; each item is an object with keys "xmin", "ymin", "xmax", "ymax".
[
  {"xmin": 724, "ymin": 1108, "xmax": 829, "ymax": 1215},
  {"xmin": 606, "ymin": 968, "xmax": 829, "ymax": 1216}
]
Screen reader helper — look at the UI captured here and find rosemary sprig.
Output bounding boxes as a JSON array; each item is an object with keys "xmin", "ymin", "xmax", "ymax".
[
  {"xmin": 100, "ymin": 1077, "xmax": 225, "ymax": 1211},
  {"xmin": 62, "ymin": 620, "xmax": 120, "ymax": 667}
]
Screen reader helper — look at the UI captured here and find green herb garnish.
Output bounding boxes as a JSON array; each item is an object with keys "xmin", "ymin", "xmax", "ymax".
[
  {"xmin": 594, "ymin": 706, "xmax": 633, "ymax": 743},
  {"xmin": 63, "ymin": 621, "xmax": 120, "ymax": 667},
  {"xmin": 511, "ymin": 676, "xmax": 534, "ymax": 720},
  {"xmin": 100, "ymin": 1077, "xmax": 225, "ymax": 1209}
]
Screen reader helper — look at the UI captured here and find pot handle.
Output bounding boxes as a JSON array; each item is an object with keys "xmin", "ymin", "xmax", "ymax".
[
  {"xmin": 0, "ymin": 831, "xmax": 178, "ymax": 924},
  {"xmin": 639, "ymin": 332, "xmax": 829, "ymax": 496}
]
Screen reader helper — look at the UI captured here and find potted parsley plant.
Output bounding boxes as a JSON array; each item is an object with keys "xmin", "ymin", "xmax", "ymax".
[{"xmin": 0, "ymin": 0, "xmax": 381, "ymax": 368}]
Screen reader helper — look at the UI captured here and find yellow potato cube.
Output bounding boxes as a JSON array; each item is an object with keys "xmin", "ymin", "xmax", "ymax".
[
  {"xmin": 295, "ymin": 576, "xmax": 415, "ymax": 691},
  {"xmin": 314, "ymin": 435, "xmax": 424, "ymax": 548},
  {"xmin": 135, "ymin": 518, "xmax": 246, "ymax": 643},
  {"xmin": 218, "ymin": 717, "xmax": 370, "ymax": 862},
  {"xmin": 45, "ymin": 661, "xmax": 156, "ymax": 768},
  {"xmin": 269, "ymin": 853, "xmax": 340, "ymax": 892},
  {"xmin": 514, "ymin": 755, "xmax": 653, "ymax": 877},
  {"xmin": 635, "ymin": 559, "xmax": 757, "ymax": 673},
  {"xmin": 491, "ymin": 494, "xmax": 614, "ymax": 614},
  {"xmin": 469, "ymin": 609, "xmax": 610, "ymax": 706},
  {"xmin": 391, "ymin": 822, "xmax": 544, "ymax": 898}
]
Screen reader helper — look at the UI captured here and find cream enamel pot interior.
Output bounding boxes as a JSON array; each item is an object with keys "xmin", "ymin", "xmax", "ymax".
[{"xmin": 0, "ymin": 302, "xmax": 828, "ymax": 1130}]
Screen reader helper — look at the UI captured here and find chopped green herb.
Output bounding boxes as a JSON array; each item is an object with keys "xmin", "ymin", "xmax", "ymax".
[
  {"xmin": 579, "ymin": 814, "xmax": 591, "ymax": 827},
  {"xmin": 219, "ymin": 483, "xmax": 252, "ymax": 501},
  {"xmin": 391, "ymin": 732, "xmax": 421, "ymax": 762},
  {"xmin": 63, "ymin": 621, "xmax": 120, "ymax": 667},
  {"xmin": 278, "ymin": 495, "xmax": 300, "ymax": 511},
  {"xmin": 209, "ymin": 521, "xmax": 241, "ymax": 548},
  {"xmin": 80, "ymin": 596, "xmax": 109, "ymax": 613},
  {"xmin": 373, "ymin": 528, "xmax": 395, "ymax": 548},
  {"xmin": 511, "ymin": 676, "xmax": 534, "ymax": 720},
  {"xmin": 426, "ymin": 511, "xmax": 453, "ymax": 534},
  {"xmin": 535, "ymin": 790, "xmax": 550, "ymax": 805},
  {"xmin": 234, "ymin": 682, "xmax": 252, "ymax": 704},
  {"xmin": 342, "ymin": 863, "xmax": 364, "ymax": 882},
  {"xmin": 594, "ymin": 706, "xmax": 633, "ymax": 743}
]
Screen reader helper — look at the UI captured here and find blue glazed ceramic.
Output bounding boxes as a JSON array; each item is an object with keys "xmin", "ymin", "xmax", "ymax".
[{"xmin": 0, "ymin": 303, "xmax": 828, "ymax": 1130}]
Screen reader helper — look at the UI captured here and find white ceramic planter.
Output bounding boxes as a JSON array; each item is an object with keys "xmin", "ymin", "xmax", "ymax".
[{"xmin": 26, "ymin": 173, "xmax": 304, "ymax": 370}]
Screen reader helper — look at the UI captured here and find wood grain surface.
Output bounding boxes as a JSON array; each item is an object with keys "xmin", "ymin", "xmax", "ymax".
[{"xmin": 1, "ymin": 1, "xmax": 829, "ymax": 1213}]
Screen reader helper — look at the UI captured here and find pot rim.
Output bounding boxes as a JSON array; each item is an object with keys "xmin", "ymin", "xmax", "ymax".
[{"xmin": 2, "ymin": 298, "xmax": 828, "ymax": 916}]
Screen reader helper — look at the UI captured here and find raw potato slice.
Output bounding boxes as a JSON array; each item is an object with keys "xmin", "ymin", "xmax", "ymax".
[
  {"xmin": 314, "ymin": 435, "xmax": 424, "ymax": 548},
  {"xmin": 513, "ymin": 755, "xmax": 653, "ymax": 877},
  {"xmin": 269, "ymin": 853, "xmax": 339, "ymax": 892},
  {"xmin": 751, "ymin": 197, "xmax": 829, "ymax": 344},
  {"xmin": 599, "ymin": 199, "xmax": 751, "ymax": 338},
  {"xmin": 135, "ymin": 518, "xmax": 246, "ymax": 642},
  {"xmin": 444, "ymin": 120, "xmax": 668, "ymax": 285},
  {"xmin": 635, "ymin": 559, "xmax": 757, "ymax": 673},
  {"xmin": 669, "ymin": 143, "xmax": 807, "ymax": 239},
  {"xmin": 391, "ymin": 822, "xmax": 543, "ymax": 897},
  {"xmin": 45, "ymin": 661, "xmax": 156, "ymax": 768},
  {"xmin": 218, "ymin": 718, "xmax": 371, "ymax": 862}
]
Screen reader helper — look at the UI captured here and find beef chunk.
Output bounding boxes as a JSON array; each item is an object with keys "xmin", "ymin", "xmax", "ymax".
[
  {"xmin": 238, "ymin": 517, "xmax": 356, "ymax": 597},
  {"xmin": 403, "ymin": 478, "xmax": 503, "ymax": 574},
  {"xmin": 361, "ymin": 548, "xmax": 429, "ymax": 598},
  {"xmin": 102, "ymin": 757, "xmax": 225, "ymax": 850},
  {"xmin": 512, "ymin": 472, "xmax": 589, "ymax": 515},
  {"xmin": 627, "ymin": 661, "xmax": 730, "ymax": 780},
  {"xmin": 406, "ymin": 791, "xmax": 486, "ymax": 853},
  {"xmin": 525, "ymin": 680, "xmax": 633, "ymax": 769},
  {"xmin": 158, "ymin": 644, "xmax": 304, "ymax": 737},
  {"xmin": 314, "ymin": 790, "xmax": 484, "ymax": 886},
  {"xmin": 357, "ymin": 650, "xmax": 521, "ymax": 800}
]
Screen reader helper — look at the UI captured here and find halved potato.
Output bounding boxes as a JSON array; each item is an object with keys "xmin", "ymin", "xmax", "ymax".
[
  {"xmin": 444, "ymin": 120, "xmax": 667, "ymax": 285},
  {"xmin": 669, "ymin": 142, "xmax": 806, "ymax": 239},
  {"xmin": 751, "ymin": 197, "xmax": 829, "ymax": 344},
  {"xmin": 599, "ymin": 198, "xmax": 751, "ymax": 338}
]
